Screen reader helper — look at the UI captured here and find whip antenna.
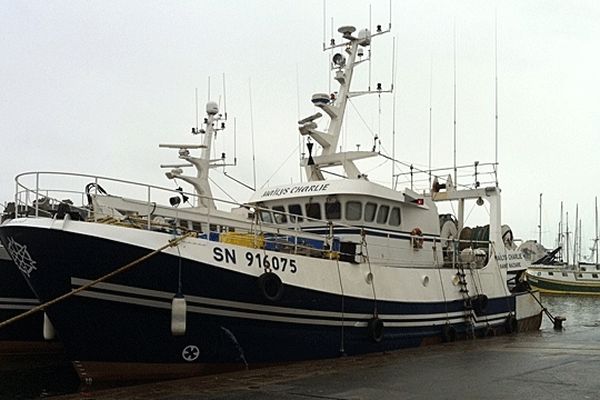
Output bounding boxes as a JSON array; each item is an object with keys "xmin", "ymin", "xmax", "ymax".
[
  {"xmin": 249, "ymin": 78, "xmax": 257, "ymax": 190},
  {"xmin": 494, "ymin": 9, "xmax": 499, "ymax": 184},
  {"xmin": 222, "ymin": 73, "xmax": 228, "ymax": 120},
  {"xmin": 195, "ymin": 88, "xmax": 199, "ymax": 132},
  {"xmin": 453, "ymin": 19, "xmax": 457, "ymax": 187}
]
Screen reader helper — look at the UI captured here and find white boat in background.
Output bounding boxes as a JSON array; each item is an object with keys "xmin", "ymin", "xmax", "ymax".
[
  {"xmin": 0, "ymin": 20, "xmax": 543, "ymax": 384},
  {"xmin": 527, "ymin": 198, "xmax": 600, "ymax": 295}
]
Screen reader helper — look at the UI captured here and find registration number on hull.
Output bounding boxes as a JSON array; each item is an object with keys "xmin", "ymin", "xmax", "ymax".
[{"xmin": 212, "ymin": 247, "xmax": 298, "ymax": 273}]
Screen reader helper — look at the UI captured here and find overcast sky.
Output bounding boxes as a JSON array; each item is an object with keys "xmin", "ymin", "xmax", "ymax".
[{"xmin": 2, "ymin": 0, "xmax": 600, "ymax": 254}]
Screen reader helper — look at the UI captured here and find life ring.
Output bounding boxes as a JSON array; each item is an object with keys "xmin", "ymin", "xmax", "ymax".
[
  {"xmin": 441, "ymin": 324, "xmax": 457, "ymax": 342},
  {"xmin": 411, "ymin": 227, "xmax": 424, "ymax": 249},
  {"xmin": 257, "ymin": 272, "xmax": 284, "ymax": 302},
  {"xmin": 471, "ymin": 294, "xmax": 489, "ymax": 315},
  {"xmin": 367, "ymin": 317, "xmax": 384, "ymax": 343},
  {"xmin": 504, "ymin": 315, "xmax": 518, "ymax": 334}
]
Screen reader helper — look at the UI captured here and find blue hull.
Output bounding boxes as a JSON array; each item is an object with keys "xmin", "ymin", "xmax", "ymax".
[
  {"xmin": 0, "ymin": 255, "xmax": 45, "ymax": 342},
  {"xmin": 0, "ymin": 225, "xmax": 522, "ymax": 372}
]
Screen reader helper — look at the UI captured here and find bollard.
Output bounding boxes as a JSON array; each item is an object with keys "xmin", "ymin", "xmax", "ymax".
[{"xmin": 553, "ymin": 315, "xmax": 566, "ymax": 330}]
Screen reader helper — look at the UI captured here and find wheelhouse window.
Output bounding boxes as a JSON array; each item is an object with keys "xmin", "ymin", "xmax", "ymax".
[
  {"xmin": 593, "ymin": 274, "xmax": 599, "ymax": 279},
  {"xmin": 272, "ymin": 206, "xmax": 287, "ymax": 224},
  {"xmin": 562, "ymin": 272, "xmax": 568, "ymax": 277},
  {"xmin": 389, "ymin": 207, "xmax": 401, "ymax": 226},
  {"xmin": 365, "ymin": 202, "xmax": 377, "ymax": 222},
  {"xmin": 288, "ymin": 204, "xmax": 303, "ymax": 222},
  {"xmin": 305, "ymin": 202, "xmax": 322, "ymax": 220},
  {"xmin": 346, "ymin": 201, "xmax": 362, "ymax": 221},
  {"xmin": 259, "ymin": 209, "xmax": 273, "ymax": 223},
  {"xmin": 376, "ymin": 205, "xmax": 389, "ymax": 224},
  {"xmin": 325, "ymin": 198, "xmax": 341, "ymax": 220}
]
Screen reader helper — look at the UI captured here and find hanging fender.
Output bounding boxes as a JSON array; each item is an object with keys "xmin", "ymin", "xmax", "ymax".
[
  {"xmin": 411, "ymin": 227, "xmax": 424, "ymax": 249},
  {"xmin": 257, "ymin": 272, "xmax": 284, "ymax": 302},
  {"xmin": 471, "ymin": 294, "xmax": 489, "ymax": 315},
  {"xmin": 367, "ymin": 317, "xmax": 384, "ymax": 343}
]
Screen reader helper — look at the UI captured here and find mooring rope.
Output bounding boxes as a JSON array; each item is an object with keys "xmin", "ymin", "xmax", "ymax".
[
  {"xmin": 361, "ymin": 229, "xmax": 378, "ymax": 317},
  {"xmin": 0, "ymin": 232, "xmax": 195, "ymax": 330},
  {"xmin": 335, "ymin": 257, "xmax": 345, "ymax": 354},
  {"xmin": 526, "ymin": 288, "xmax": 559, "ymax": 325}
]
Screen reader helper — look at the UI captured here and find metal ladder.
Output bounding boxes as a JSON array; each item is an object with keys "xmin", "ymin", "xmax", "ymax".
[{"xmin": 455, "ymin": 263, "xmax": 475, "ymax": 338}]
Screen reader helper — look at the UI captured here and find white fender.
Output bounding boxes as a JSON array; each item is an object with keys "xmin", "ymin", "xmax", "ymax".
[{"xmin": 171, "ymin": 294, "xmax": 187, "ymax": 336}]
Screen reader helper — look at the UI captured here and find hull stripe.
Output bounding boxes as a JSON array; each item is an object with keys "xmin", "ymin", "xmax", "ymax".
[
  {"xmin": 0, "ymin": 297, "xmax": 39, "ymax": 304},
  {"xmin": 72, "ymin": 278, "xmax": 512, "ymax": 328}
]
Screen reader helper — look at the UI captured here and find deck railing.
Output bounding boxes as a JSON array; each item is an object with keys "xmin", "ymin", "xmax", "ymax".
[{"xmin": 9, "ymin": 171, "xmax": 498, "ymax": 269}]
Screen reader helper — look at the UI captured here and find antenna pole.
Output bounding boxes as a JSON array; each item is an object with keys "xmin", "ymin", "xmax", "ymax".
[
  {"xmin": 368, "ymin": 5, "xmax": 372, "ymax": 91},
  {"xmin": 559, "ymin": 201, "xmax": 563, "ymax": 258},
  {"xmin": 428, "ymin": 52, "xmax": 433, "ymax": 188},
  {"xmin": 249, "ymin": 78, "xmax": 257, "ymax": 190},
  {"xmin": 208, "ymin": 76, "xmax": 211, "ymax": 102},
  {"xmin": 222, "ymin": 73, "xmax": 228, "ymax": 119},
  {"xmin": 233, "ymin": 117, "xmax": 237, "ymax": 164},
  {"xmin": 566, "ymin": 211, "xmax": 570, "ymax": 266},
  {"xmin": 329, "ymin": 17, "xmax": 334, "ymax": 94},
  {"xmin": 594, "ymin": 196, "xmax": 598, "ymax": 266},
  {"xmin": 195, "ymin": 88, "xmax": 199, "ymax": 131},
  {"xmin": 296, "ymin": 63, "xmax": 303, "ymax": 182},
  {"xmin": 579, "ymin": 217, "xmax": 582, "ymax": 264},
  {"xmin": 322, "ymin": 0, "xmax": 326, "ymax": 49},
  {"xmin": 391, "ymin": 36, "xmax": 397, "ymax": 188},
  {"xmin": 494, "ymin": 9, "xmax": 499, "ymax": 172},
  {"xmin": 538, "ymin": 193, "xmax": 543, "ymax": 245},
  {"xmin": 575, "ymin": 204, "xmax": 579, "ymax": 267},
  {"xmin": 453, "ymin": 19, "xmax": 457, "ymax": 187}
]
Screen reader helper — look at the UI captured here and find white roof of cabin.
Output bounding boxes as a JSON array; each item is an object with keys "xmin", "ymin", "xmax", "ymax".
[{"xmin": 248, "ymin": 179, "xmax": 425, "ymax": 207}]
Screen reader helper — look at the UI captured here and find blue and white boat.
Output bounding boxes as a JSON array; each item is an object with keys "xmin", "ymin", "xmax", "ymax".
[
  {"xmin": 0, "ymin": 241, "xmax": 61, "ymax": 360},
  {"xmin": 0, "ymin": 22, "xmax": 542, "ymax": 383}
]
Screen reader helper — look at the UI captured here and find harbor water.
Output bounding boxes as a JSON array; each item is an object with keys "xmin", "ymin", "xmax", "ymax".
[{"xmin": 1, "ymin": 293, "xmax": 599, "ymax": 399}]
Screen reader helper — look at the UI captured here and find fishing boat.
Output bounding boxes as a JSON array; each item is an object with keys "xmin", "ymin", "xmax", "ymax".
[
  {"xmin": 0, "ymin": 203, "xmax": 60, "ymax": 350},
  {"xmin": 0, "ymin": 205, "xmax": 61, "ymax": 360},
  {"xmin": 527, "ymin": 199, "xmax": 600, "ymax": 295},
  {"xmin": 0, "ymin": 244, "xmax": 45, "ymax": 344},
  {"xmin": 0, "ymin": 22, "xmax": 543, "ymax": 383}
]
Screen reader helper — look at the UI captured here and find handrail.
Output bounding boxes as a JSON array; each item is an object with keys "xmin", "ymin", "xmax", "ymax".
[
  {"xmin": 14, "ymin": 171, "xmax": 244, "ymax": 212},
  {"xmin": 8, "ymin": 170, "xmax": 513, "ymax": 270}
]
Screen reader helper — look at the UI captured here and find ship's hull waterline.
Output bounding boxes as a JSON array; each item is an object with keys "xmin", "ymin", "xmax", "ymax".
[{"xmin": 0, "ymin": 219, "xmax": 542, "ymax": 382}]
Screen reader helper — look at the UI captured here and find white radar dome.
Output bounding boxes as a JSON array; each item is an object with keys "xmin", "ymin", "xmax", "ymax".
[
  {"xmin": 206, "ymin": 101, "xmax": 219, "ymax": 115},
  {"xmin": 358, "ymin": 29, "xmax": 371, "ymax": 46}
]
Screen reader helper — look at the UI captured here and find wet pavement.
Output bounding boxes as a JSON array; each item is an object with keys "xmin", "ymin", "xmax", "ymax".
[
  {"xmin": 55, "ymin": 302, "xmax": 600, "ymax": 400},
  {"xmin": 3, "ymin": 294, "xmax": 600, "ymax": 400}
]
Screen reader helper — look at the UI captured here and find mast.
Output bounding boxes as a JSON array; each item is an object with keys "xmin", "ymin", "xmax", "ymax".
[
  {"xmin": 299, "ymin": 23, "xmax": 391, "ymax": 182},
  {"xmin": 565, "ymin": 211, "xmax": 570, "ymax": 266},
  {"xmin": 574, "ymin": 204, "xmax": 579, "ymax": 268},
  {"xmin": 595, "ymin": 196, "xmax": 599, "ymax": 266},
  {"xmin": 494, "ymin": 9, "xmax": 499, "ymax": 170},
  {"xmin": 160, "ymin": 101, "xmax": 229, "ymax": 210},
  {"xmin": 452, "ymin": 20, "xmax": 457, "ymax": 187},
  {"xmin": 559, "ymin": 201, "xmax": 564, "ymax": 262},
  {"xmin": 538, "ymin": 193, "xmax": 542, "ymax": 245}
]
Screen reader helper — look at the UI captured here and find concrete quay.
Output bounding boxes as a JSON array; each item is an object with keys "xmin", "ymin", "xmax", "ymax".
[{"xmin": 58, "ymin": 321, "xmax": 600, "ymax": 400}]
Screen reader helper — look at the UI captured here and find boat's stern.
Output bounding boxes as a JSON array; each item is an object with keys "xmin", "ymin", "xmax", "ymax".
[{"xmin": 514, "ymin": 290, "xmax": 543, "ymax": 332}]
